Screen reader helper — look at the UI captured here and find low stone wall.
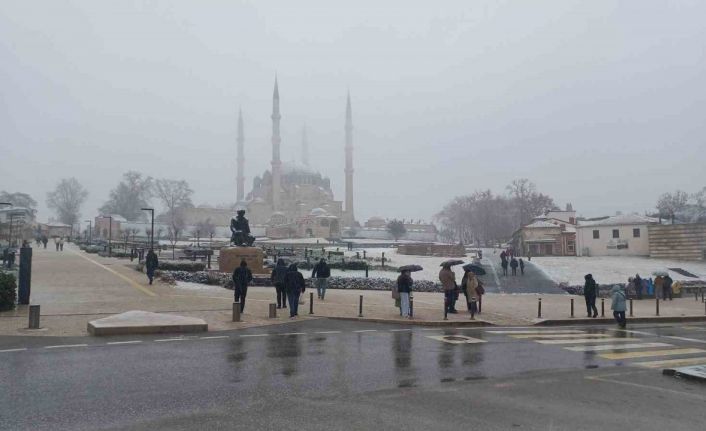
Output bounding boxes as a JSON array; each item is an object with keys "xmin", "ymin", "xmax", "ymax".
[{"xmin": 397, "ymin": 243, "xmax": 465, "ymax": 257}]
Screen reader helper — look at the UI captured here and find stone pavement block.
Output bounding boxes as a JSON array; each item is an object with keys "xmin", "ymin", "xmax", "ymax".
[{"xmin": 87, "ymin": 310, "xmax": 208, "ymax": 336}]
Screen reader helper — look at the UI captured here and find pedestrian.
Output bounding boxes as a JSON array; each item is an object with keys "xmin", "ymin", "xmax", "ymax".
[
  {"xmin": 59, "ymin": 237, "xmax": 64, "ymax": 251},
  {"xmin": 654, "ymin": 276, "xmax": 664, "ymax": 300},
  {"xmin": 270, "ymin": 259, "xmax": 288, "ymax": 309},
  {"xmin": 232, "ymin": 260, "xmax": 253, "ymax": 313},
  {"xmin": 663, "ymin": 274, "xmax": 673, "ymax": 301},
  {"xmin": 42, "ymin": 236, "xmax": 48, "ymax": 249},
  {"xmin": 611, "ymin": 284, "xmax": 627, "ymax": 328},
  {"xmin": 54, "ymin": 237, "xmax": 60, "ymax": 251},
  {"xmin": 145, "ymin": 248, "xmax": 158, "ymax": 285},
  {"xmin": 284, "ymin": 263, "xmax": 305, "ymax": 318},
  {"xmin": 464, "ymin": 270, "xmax": 479, "ymax": 319},
  {"xmin": 501, "ymin": 259, "xmax": 508, "ymax": 276},
  {"xmin": 397, "ymin": 269, "xmax": 413, "ymax": 318},
  {"xmin": 311, "ymin": 258, "xmax": 331, "ymax": 300},
  {"xmin": 519, "ymin": 258, "xmax": 525, "ymax": 275},
  {"xmin": 584, "ymin": 274, "xmax": 598, "ymax": 318},
  {"xmin": 500, "ymin": 250, "xmax": 507, "ymax": 263},
  {"xmin": 510, "ymin": 257, "xmax": 518, "ymax": 276},
  {"xmin": 527, "ymin": 249, "xmax": 532, "ymax": 261},
  {"xmin": 439, "ymin": 264, "xmax": 458, "ymax": 314},
  {"xmin": 634, "ymin": 274, "xmax": 643, "ymax": 299}
]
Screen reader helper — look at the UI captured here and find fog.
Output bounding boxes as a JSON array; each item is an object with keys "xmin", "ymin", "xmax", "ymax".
[{"xmin": 1, "ymin": 0, "xmax": 705, "ymax": 224}]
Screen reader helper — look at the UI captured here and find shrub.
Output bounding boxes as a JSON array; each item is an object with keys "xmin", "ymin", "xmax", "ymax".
[
  {"xmin": 0, "ymin": 272, "xmax": 17, "ymax": 311},
  {"xmin": 158, "ymin": 261, "xmax": 206, "ymax": 272}
]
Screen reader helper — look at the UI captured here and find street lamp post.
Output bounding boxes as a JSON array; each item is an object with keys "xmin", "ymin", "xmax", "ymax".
[
  {"xmin": 85, "ymin": 220, "xmax": 92, "ymax": 244},
  {"xmin": 141, "ymin": 208, "xmax": 154, "ymax": 250}
]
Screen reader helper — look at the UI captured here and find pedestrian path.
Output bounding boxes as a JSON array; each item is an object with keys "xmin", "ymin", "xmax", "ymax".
[{"xmin": 494, "ymin": 328, "xmax": 706, "ymax": 370}]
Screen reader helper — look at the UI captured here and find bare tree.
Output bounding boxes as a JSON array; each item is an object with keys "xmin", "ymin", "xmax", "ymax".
[
  {"xmin": 656, "ymin": 190, "xmax": 689, "ymax": 223},
  {"xmin": 46, "ymin": 178, "xmax": 89, "ymax": 226},
  {"xmin": 100, "ymin": 171, "xmax": 153, "ymax": 221},
  {"xmin": 387, "ymin": 219, "xmax": 407, "ymax": 241},
  {"xmin": 155, "ymin": 179, "xmax": 193, "ymax": 258}
]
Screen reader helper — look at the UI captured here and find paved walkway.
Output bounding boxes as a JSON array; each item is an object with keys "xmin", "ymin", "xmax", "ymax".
[{"xmin": 1, "ymin": 244, "xmax": 705, "ymax": 336}]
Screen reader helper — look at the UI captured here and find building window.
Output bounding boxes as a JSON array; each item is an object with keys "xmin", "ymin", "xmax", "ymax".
[
  {"xmin": 612, "ymin": 229, "xmax": 619, "ymax": 238},
  {"xmin": 633, "ymin": 228, "xmax": 640, "ymax": 238},
  {"xmin": 592, "ymin": 230, "xmax": 599, "ymax": 239}
]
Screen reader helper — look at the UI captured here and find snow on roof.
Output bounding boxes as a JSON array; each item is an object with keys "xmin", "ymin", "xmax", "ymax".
[
  {"xmin": 524, "ymin": 220, "xmax": 561, "ymax": 229},
  {"xmin": 577, "ymin": 214, "xmax": 659, "ymax": 228}
]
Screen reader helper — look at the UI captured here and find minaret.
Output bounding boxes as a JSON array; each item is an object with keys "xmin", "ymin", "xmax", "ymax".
[
  {"xmin": 344, "ymin": 91, "xmax": 355, "ymax": 226},
  {"xmin": 301, "ymin": 125, "xmax": 310, "ymax": 168},
  {"xmin": 271, "ymin": 77, "xmax": 282, "ymax": 210},
  {"xmin": 236, "ymin": 109, "xmax": 245, "ymax": 202}
]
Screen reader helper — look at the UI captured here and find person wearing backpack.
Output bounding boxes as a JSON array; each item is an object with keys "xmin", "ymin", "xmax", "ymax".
[
  {"xmin": 311, "ymin": 258, "xmax": 331, "ymax": 300},
  {"xmin": 232, "ymin": 260, "xmax": 253, "ymax": 312},
  {"xmin": 271, "ymin": 259, "xmax": 288, "ymax": 309},
  {"xmin": 284, "ymin": 263, "xmax": 305, "ymax": 318}
]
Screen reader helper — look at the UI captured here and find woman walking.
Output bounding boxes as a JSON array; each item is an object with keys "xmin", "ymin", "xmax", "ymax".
[
  {"xmin": 611, "ymin": 284, "xmax": 627, "ymax": 328},
  {"xmin": 464, "ymin": 271, "xmax": 480, "ymax": 319},
  {"xmin": 397, "ymin": 269, "xmax": 413, "ymax": 318}
]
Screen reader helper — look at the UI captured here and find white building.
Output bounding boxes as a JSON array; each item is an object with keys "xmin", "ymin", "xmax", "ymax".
[{"xmin": 576, "ymin": 214, "xmax": 659, "ymax": 257}]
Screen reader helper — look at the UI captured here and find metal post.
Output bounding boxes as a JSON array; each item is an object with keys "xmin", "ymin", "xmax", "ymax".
[
  {"xmin": 629, "ymin": 299, "xmax": 633, "ymax": 317},
  {"xmin": 207, "ymin": 253, "xmax": 211, "ymax": 269},
  {"xmin": 18, "ymin": 247, "xmax": 32, "ymax": 305},
  {"xmin": 365, "ymin": 264, "xmax": 369, "ymax": 278},
  {"xmin": 233, "ymin": 302, "xmax": 241, "ymax": 322},
  {"xmin": 601, "ymin": 298, "xmax": 605, "ymax": 317},
  {"xmin": 444, "ymin": 297, "xmax": 448, "ymax": 320},
  {"xmin": 358, "ymin": 295, "xmax": 363, "ymax": 317},
  {"xmin": 538, "ymin": 298, "xmax": 542, "ymax": 318},
  {"xmin": 269, "ymin": 303, "xmax": 277, "ymax": 318},
  {"xmin": 696, "ymin": 289, "xmax": 699, "ymax": 301},
  {"xmin": 570, "ymin": 298, "xmax": 574, "ymax": 318},
  {"xmin": 702, "ymin": 288, "xmax": 704, "ymax": 303},
  {"xmin": 309, "ymin": 292, "xmax": 314, "ymax": 314},
  {"xmin": 28, "ymin": 305, "xmax": 40, "ymax": 329},
  {"xmin": 382, "ymin": 252, "xmax": 385, "ymax": 268},
  {"xmin": 410, "ymin": 295, "xmax": 414, "ymax": 318},
  {"xmin": 478, "ymin": 294, "xmax": 482, "ymax": 314},
  {"xmin": 656, "ymin": 298, "xmax": 660, "ymax": 316}
]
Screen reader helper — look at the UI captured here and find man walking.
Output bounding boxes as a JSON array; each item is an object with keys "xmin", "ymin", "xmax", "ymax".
[
  {"xmin": 584, "ymin": 274, "xmax": 598, "ymax": 318},
  {"xmin": 145, "ymin": 249, "xmax": 159, "ymax": 285},
  {"xmin": 284, "ymin": 263, "xmax": 305, "ymax": 318},
  {"xmin": 439, "ymin": 264, "xmax": 458, "ymax": 314},
  {"xmin": 270, "ymin": 259, "xmax": 288, "ymax": 309},
  {"xmin": 232, "ymin": 260, "xmax": 253, "ymax": 313},
  {"xmin": 311, "ymin": 258, "xmax": 331, "ymax": 300},
  {"xmin": 519, "ymin": 258, "xmax": 525, "ymax": 275},
  {"xmin": 663, "ymin": 274, "xmax": 673, "ymax": 301},
  {"xmin": 510, "ymin": 257, "xmax": 518, "ymax": 276}
]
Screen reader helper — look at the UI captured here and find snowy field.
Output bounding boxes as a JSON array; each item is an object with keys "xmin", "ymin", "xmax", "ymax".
[{"xmin": 530, "ymin": 255, "xmax": 706, "ymax": 286}]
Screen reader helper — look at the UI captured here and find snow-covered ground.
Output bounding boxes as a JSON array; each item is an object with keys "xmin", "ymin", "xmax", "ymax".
[
  {"xmin": 530, "ymin": 255, "xmax": 706, "ymax": 286},
  {"xmin": 174, "ymin": 281, "xmax": 224, "ymax": 291}
]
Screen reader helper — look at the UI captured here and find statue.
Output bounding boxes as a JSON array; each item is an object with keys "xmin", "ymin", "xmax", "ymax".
[{"xmin": 230, "ymin": 210, "xmax": 255, "ymax": 247}]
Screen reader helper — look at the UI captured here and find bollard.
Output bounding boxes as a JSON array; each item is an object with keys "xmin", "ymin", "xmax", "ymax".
[
  {"xmin": 232, "ymin": 302, "xmax": 241, "ymax": 322},
  {"xmin": 444, "ymin": 297, "xmax": 448, "ymax": 320},
  {"xmin": 570, "ymin": 298, "xmax": 574, "ymax": 318},
  {"xmin": 269, "ymin": 303, "xmax": 277, "ymax": 318},
  {"xmin": 538, "ymin": 298, "xmax": 542, "ymax": 318},
  {"xmin": 382, "ymin": 252, "xmax": 385, "ymax": 268},
  {"xmin": 18, "ymin": 247, "xmax": 32, "ymax": 305},
  {"xmin": 601, "ymin": 298, "xmax": 605, "ymax": 317},
  {"xmin": 365, "ymin": 264, "xmax": 369, "ymax": 278},
  {"xmin": 410, "ymin": 295, "xmax": 414, "ymax": 318},
  {"xmin": 702, "ymin": 288, "xmax": 704, "ymax": 303},
  {"xmin": 630, "ymin": 299, "xmax": 634, "ymax": 317},
  {"xmin": 656, "ymin": 298, "xmax": 660, "ymax": 316},
  {"xmin": 478, "ymin": 294, "xmax": 482, "ymax": 314},
  {"xmin": 309, "ymin": 292, "xmax": 314, "ymax": 315},
  {"xmin": 28, "ymin": 305, "xmax": 40, "ymax": 329},
  {"xmin": 207, "ymin": 253, "xmax": 211, "ymax": 269},
  {"xmin": 363, "ymin": 250, "xmax": 366, "ymax": 259},
  {"xmin": 358, "ymin": 295, "xmax": 364, "ymax": 317}
]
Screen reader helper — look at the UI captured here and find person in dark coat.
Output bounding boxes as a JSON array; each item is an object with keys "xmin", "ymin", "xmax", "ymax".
[
  {"xmin": 145, "ymin": 249, "xmax": 159, "ymax": 285},
  {"xmin": 284, "ymin": 263, "xmax": 305, "ymax": 318},
  {"xmin": 311, "ymin": 258, "xmax": 331, "ymax": 300},
  {"xmin": 584, "ymin": 274, "xmax": 598, "ymax": 318},
  {"xmin": 270, "ymin": 259, "xmax": 288, "ymax": 309},
  {"xmin": 663, "ymin": 274, "xmax": 673, "ymax": 301},
  {"xmin": 501, "ymin": 259, "xmax": 508, "ymax": 276},
  {"xmin": 510, "ymin": 257, "xmax": 519, "ymax": 276},
  {"xmin": 232, "ymin": 260, "xmax": 253, "ymax": 312},
  {"xmin": 634, "ymin": 274, "xmax": 643, "ymax": 299},
  {"xmin": 396, "ymin": 269, "xmax": 413, "ymax": 318},
  {"xmin": 519, "ymin": 258, "xmax": 525, "ymax": 275}
]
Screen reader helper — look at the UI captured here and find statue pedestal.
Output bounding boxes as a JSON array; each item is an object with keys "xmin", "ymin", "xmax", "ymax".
[{"xmin": 219, "ymin": 247, "xmax": 265, "ymax": 274}]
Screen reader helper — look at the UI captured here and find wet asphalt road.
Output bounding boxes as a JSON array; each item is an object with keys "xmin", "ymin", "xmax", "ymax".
[{"xmin": 2, "ymin": 319, "xmax": 706, "ymax": 430}]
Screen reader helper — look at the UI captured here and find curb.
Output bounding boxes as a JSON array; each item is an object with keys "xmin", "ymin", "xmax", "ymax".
[
  {"xmin": 326, "ymin": 316, "xmax": 493, "ymax": 327},
  {"xmin": 535, "ymin": 315, "xmax": 706, "ymax": 326}
]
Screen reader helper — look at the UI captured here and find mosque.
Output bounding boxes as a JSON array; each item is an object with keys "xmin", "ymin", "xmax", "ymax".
[{"xmin": 236, "ymin": 78, "xmax": 356, "ymax": 239}]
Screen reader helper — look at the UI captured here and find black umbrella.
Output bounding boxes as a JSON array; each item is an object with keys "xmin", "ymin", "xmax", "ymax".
[
  {"xmin": 440, "ymin": 259, "xmax": 464, "ymax": 267},
  {"xmin": 399, "ymin": 264, "xmax": 423, "ymax": 272},
  {"xmin": 462, "ymin": 263, "xmax": 486, "ymax": 275}
]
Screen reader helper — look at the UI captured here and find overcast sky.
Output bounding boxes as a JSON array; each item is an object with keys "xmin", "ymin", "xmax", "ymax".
[{"xmin": 1, "ymin": 0, "xmax": 705, "ymax": 226}]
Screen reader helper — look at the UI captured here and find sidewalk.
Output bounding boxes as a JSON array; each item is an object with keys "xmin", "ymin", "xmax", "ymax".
[{"xmin": 2, "ymin": 244, "xmax": 705, "ymax": 337}]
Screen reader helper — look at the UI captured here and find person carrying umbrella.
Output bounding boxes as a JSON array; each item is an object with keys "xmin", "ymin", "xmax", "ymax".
[
  {"xmin": 439, "ymin": 264, "xmax": 458, "ymax": 314},
  {"xmin": 397, "ymin": 269, "xmax": 413, "ymax": 318},
  {"xmin": 464, "ymin": 270, "xmax": 480, "ymax": 319}
]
